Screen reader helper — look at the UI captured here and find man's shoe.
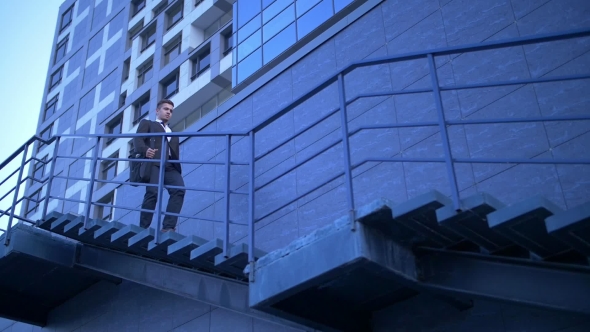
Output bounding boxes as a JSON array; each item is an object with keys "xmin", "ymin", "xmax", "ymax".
[{"xmin": 161, "ymin": 228, "xmax": 176, "ymax": 233}]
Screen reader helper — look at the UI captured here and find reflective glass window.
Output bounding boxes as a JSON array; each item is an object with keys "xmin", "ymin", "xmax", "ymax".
[
  {"xmin": 238, "ymin": 14, "xmax": 261, "ymax": 44},
  {"xmin": 263, "ymin": 0, "xmax": 292, "ymax": 24},
  {"xmin": 263, "ymin": 23, "xmax": 296, "ymax": 64},
  {"xmin": 238, "ymin": 29, "xmax": 261, "ymax": 62},
  {"xmin": 263, "ymin": 4, "xmax": 295, "ymax": 43},
  {"xmin": 262, "ymin": 0, "xmax": 274, "ymax": 9},
  {"xmin": 334, "ymin": 0, "xmax": 354, "ymax": 12},
  {"xmin": 237, "ymin": 0, "xmax": 261, "ymax": 28},
  {"xmin": 296, "ymin": 0, "xmax": 320, "ymax": 17},
  {"xmin": 297, "ymin": 0, "xmax": 332, "ymax": 38},
  {"xmin": 237, "ymin": 48, "xmax": 262, "ymax": 83}
]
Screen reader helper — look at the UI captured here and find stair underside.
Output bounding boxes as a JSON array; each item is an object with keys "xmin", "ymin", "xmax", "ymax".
[
  {"xmin": 250, "ymin": 192, "xmax": 590, "ymax": 332},
  {"xmin": 0, "ymin": 224, "xmax": 120, "ymax": 326},
  {"xmin": 37, "ymin": 213, "xmax": 265, "ymax": 280}
]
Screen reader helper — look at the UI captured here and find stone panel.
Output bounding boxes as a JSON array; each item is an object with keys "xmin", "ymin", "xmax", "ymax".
[
  {"xmin": 87, "ymin": 29, "xmax": 104, "ymax": 58},
  {"xmin": 73, "ymin": 15, "xmax": 90, "ymax": 46},
  {"xmin": 92, "ymin": 0, "xmax": 108, "ymax": 30}
]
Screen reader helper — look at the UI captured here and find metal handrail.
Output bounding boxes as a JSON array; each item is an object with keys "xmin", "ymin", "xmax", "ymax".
[{"xmin": 0, "ymin": 28, "xmax": 588, "ymax": 281}]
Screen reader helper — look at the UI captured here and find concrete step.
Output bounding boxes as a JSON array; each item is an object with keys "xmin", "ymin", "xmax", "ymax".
[
  {"xmin": 546, "ymin": 202, "xmax": 590, "ymax": 258},
  {"xmin": 487, "ymin": 196, "xmax": 569, "ymax": 259},
  {"xmin": 437, "ymin": 193, "xmax": 511, "ymax": 253}
]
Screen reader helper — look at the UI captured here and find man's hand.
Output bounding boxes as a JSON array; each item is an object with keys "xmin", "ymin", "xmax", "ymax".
[{"xmin": 146, "ymin": 148, "xmax": 158, "ymax": 159}]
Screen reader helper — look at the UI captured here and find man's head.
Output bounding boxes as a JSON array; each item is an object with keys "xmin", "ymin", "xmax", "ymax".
[{"xmin": 156, "ymin": 99, "xmax": 174, "ymax": 124}]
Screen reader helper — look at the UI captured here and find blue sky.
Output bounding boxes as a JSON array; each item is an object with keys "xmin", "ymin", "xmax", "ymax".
[{"xmin": 0, "ymin": 0, "xmax": 63, "ymax": 231}]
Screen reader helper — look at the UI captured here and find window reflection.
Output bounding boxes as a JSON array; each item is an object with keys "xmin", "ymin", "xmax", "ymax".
[
  {"xmin": 296, "ymin": 0, "xmax": 320, "ymax": 17},
  {"xmin": 237, "ymin": 48, "xmax": 262, "ymax": 83},
  {"xmin": 263, "ymin": 23, "xmax": 296, "ymax": 64},
  {"xmin": 238, "ymin": 14, "xmax": 261, "ymax": 44},
  {"xmin": 263, "ymin": 4, "xmax": 295, "ymax": 43},
  {"xmin": 263, "ymin": 0, "xmax": 293, "ymax": 24},
  {"xmin": 297, "ymin": 0, "xmax": 332, "ymax": 38},
  {"xmin": 238, "ymin": 29, "xmax": 261, "ymax": 62},
  {"xmin": 237, "ymin": 0, "xmax": 261, "ymax": 27},
  {"xmin": 334, "ymin": 0, "xmax": 354, "ymax": 12}
]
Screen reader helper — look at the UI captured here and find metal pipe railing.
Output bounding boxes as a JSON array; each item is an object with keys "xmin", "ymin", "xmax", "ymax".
[
  {"xmin": 4, "ymin": 144, "xmax": 29, "ymax": 245},
  {"xmin": 0, "ymin": 28, "xmax": 588, "ymax": 283}
]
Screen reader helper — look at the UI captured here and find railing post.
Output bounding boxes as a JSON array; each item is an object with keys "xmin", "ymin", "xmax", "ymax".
[
  {"xmin": 427, "ymin": 53, "xmax": 461, "ymax": 211},
  {"xmin": 248, "ymin": 130, "xmax": 256, "ymax": 282},
  {"xmin": 223, "ymin": 135, "xmax": 232, "ymax": 258},
  {"xmin": 154, "ymin": 135, "xmax": 168, "ymax": 245},
  {"xmin": 84, "ymin": 136, "xmax": 101, "ymax": 229},
  {"xmin": 4, "ymin": 144, "xmax": 29, "ymax": 246},
  {"xmin": 337, "ymin": 73, "xmax": 356, "ymax": 230},
  {"xmin": 42, "ymin": 137, "xmax": 61, "ymax": 220}
]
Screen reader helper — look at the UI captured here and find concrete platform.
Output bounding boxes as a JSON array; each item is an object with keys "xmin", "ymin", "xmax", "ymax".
[
  {"xmin": 0, "ymin": 223, "xmax": 120, "ymax": 326},
  {"xmin": 249, "ymin": 197, "xmax": 590, "ymax": 331},
  {"xmin": 249, "ymin": 199, "xmax": 418, "ymax": 332}
]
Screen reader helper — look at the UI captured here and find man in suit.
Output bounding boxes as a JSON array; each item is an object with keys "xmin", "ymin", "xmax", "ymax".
[{"xmin": 133, "ymin": 99, "xmax": 185, "ymax": 232}]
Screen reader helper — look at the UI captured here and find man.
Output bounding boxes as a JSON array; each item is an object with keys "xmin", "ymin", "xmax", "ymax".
[{"xmin": 133, "ymin": 99, "xmax": 185, "ymax": 232}]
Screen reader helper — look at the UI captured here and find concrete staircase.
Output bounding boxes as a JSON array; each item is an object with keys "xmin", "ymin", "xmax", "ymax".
[{"xmin": 249, "ymin": 190, "xmax": 590, "ymax": 332}]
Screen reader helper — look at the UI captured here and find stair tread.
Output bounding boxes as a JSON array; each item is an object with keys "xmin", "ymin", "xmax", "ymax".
[
  {"xmin": 487, "ymin": 196, "xmax": 568, "ymax": 258},
  {"xmin": 546, "ymin": 202, "xmax": 590, "ymax": 257},
  {"xmin": 437, "ymin": 193, "xmax": 511, "ymax": 252},
  {"xmin": 392, "ymin": 190, "xmax": 461, "ymax": 247}
]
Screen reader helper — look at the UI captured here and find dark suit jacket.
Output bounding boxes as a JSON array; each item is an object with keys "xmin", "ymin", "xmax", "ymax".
[{"xmin": 133, "ymin": 119, "xmax": 182, "ymax": 174}]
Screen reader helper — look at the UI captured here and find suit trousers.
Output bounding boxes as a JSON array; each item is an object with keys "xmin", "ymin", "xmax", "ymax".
[{"xmin": 140, "ymin": 163, "xmax": 185, "ymax": 230}]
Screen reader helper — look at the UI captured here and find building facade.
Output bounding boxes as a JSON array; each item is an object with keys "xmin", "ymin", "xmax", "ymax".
[{"xmin": 3, "ymin": 0, "xmax": 590, "ymax": 331}]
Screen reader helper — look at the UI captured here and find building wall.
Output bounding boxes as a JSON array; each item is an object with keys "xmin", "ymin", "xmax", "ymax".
[
  {"xmin": 1, "ymin": 280, "xmax": 589, "ymax": 332},
  {"xmin": 159, "ymin": 0, "xmax": 590, "ymax": 257},
  {"xmin": 10, "ymin": 0, "xmax": 590, "ymax": 331},
  {"xmin": 0, "ymin": 280, "xmax": 307, "ymax": 332}
]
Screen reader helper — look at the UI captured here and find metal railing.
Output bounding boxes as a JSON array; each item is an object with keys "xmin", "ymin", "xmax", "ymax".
[{"xmin": 1, "ymin": 27, "xmax": 590, "ymax": 280}]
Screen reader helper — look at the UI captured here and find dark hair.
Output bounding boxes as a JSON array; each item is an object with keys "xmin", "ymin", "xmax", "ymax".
[{"xmin": 157, "ymin": 99, "xmax": 174, "ymax": 109}]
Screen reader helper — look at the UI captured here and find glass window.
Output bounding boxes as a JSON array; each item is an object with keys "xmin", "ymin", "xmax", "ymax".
[
  {"xmin": 237, "ymin": 0, "xmax": 261, "ymax": 28},
  {"xmin": 262, "ymin": 0, "xmax": 275, "ymax": 9},
  {"xmin": 297, "ymin": 0, "xmax": 332, "ymax": 38},
  {"xmin": 263, "ymin": 23, "xmax": 296, "ymax": 64},
  {"xmin": 26, "ymin": 190, "xmax": 41, "ymax": 217},
  {"xmin": 238, "ymin": 14, "xmax": 260, "ymax": 44},
  {"xmin": 167, "ymin": 1, "xmax": 183, "ymax": 30},
  {"xmin": 142, "ymin": 25, "xmax": 156, "ymax": 51},
  {"xmin": 55, "ymin": 35, "xmax": 68, "ymax": 64},
  {"xmin": 238, "ymin": 29, "xmax": 261, "ymax": 62},
  {"xmin": 97, "ymin": 192, "xmax": 115, "ymax": 221},
  {"xmin": 296, "ymin": 0, "xmax": 320, "ymax": 17},
  {"xmin": 223, "ymin": 30, "xmax": 233, "ymax": 55},
  {"xmin": 164, "ymin": 36, "xmax": 182, "ymax": 64},
  {"xmin": 101, "ymin": 152, "xmax": 118, "ymax": 184},
  {"xmin": 60, "ymin": 5, "xmax": 74, "ymax": 31},
  {"xmin": 45, "ymin": 95, "xmax": 58, "ymax": 121},
  {"xmin": 34, "ymin": 156, "xmax": 47, "ymax": 181},
  {"xmin": 134, "ymin": 95, "xmax": 150, "ymax": 123},
  {"xmin": 263, "ymin": 0, "xmax": 292, "ymax": 24},
  {"xmin": 137, "ymin": 61, "xmax": 153, "ymax": 86},
  {"xmin": 132, "ymin": 0, "xmax": 146, "ymax": 16},
  {"xmin": 192, "ymin": 47, "xmax": 211, "ymax": 79},
  {"xmin": 153, "ymin": 0, "xmax": 169, "ymax": 16},
  {"xmin": 218, "ymin": 86, "xmax": 233, "ymax": 105},
  {"xmin": 186, "ymin": 108, "xmax": 201, "ymax": 127},
  {"xmin": 163, "ymin": 74, "xmax": 179, "ymax": 99},
  {"xmin": 127, "ymin": 21, "xmax": 144, "ymax": 50},
  {"xmin": 38, "ymin": 124, "xmax": 53, "ymax": 152},
  {"xmin": 201, "ymin": 96, "xmax": 217, "ymax": 116},
  {"xmin": 237, "ymin": 48, "xmax": 262, "ymax": 83},
  {"xmin": 263, "ymin": 4, "xmax": 294, "ymax": 43},
  {"xmin": 334, "ymin": 0, "xmax": 354, "ymax": 13},
  {"xmin": 122, "ymin": 58, "xmax": 131, "ymax": 80},
  {"xmin": 49, "ymin": 66, "xmax": 63, "ymax": 92},
  {"xmin": 106, "ymin": 116, "xmax": 122, "ymax": 145}
]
